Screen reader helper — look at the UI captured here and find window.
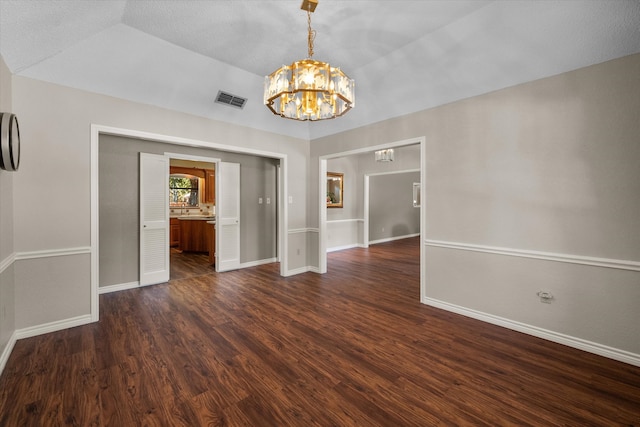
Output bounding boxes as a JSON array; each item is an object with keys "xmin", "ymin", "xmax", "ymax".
[{"xmin": 169, "ymin": 174, "xmax": 199, "ymax": 207}]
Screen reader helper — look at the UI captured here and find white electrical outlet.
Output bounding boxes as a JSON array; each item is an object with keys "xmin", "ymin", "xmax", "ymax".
[
  {"xmin": 266, "ymin": 198, "xmax": 271, "ymax": 204},
  {"xmin": 259, "ymin": 197, "xmax": 263, "ymax": 204}
]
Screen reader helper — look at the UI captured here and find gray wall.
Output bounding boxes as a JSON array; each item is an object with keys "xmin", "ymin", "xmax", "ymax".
[
  {"xmin": 99, "ymin": 134, "xmax": 278, "ymax": 288},
  {"xmin": 7, "ymin": 73, "xmax": 307, "ymax": 333},
  {"xmin": 326, "ymin": 145, "xmax": 421, "ymax": 223},
  {"xmin": 325, "ymin": 146, "xmax": 421, "ymax": 248},
  {"xmin": 311, "ymin": 54, "xmax": 640, "ymax": 356},
  {"xmin": 369, "ymin": 171, "xmax": 420, "ymax": 241},
  {"xmin": 0, "ymin": 53, "xmax": 15, "ymax": 364}
]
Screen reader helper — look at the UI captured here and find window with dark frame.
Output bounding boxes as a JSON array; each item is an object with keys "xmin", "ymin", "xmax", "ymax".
[{"xmin": 169, "ymin": 175, "xmax": 199, "ymax": 207}]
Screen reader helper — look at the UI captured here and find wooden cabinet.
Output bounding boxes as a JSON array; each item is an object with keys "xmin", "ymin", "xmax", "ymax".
[
  {"xmin": 170, "ymin": 218, "xmax": 180, "ymax": 247},
  {"xmin": 178, "ymin": 219, "xmax": 209, "ymax": 253},
  {"xmin": 204, "ymin": 169, "xmax": 215, "ymax": 204}
]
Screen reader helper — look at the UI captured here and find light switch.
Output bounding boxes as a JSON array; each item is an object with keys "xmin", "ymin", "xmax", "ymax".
[
  {"xmin": 259, "ymin": 197, "xmax": 263, "ymax": 204},
  {"xmin": 288, "ymin": 196, "xmax": 293, "ymax": 204},
  {"xmin": 266, "ymin": 198, "xmax": 271, "ymax": 204}
]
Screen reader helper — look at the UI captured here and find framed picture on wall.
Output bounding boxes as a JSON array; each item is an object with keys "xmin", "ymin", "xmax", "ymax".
[{"xmin": 327, "ymin": 172, "xmax": 344, "ymax": 208}]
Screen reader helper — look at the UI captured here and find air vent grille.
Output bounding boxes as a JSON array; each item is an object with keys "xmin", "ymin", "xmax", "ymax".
[{"xmin": 215, "ymin": 91, "xmax": 247, "ymax": 109}]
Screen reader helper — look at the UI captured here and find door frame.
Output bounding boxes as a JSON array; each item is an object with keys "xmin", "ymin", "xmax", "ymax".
[
  {"xmin": 165, "ymin": 152, "xmax": 221, "ymax": 274},
  {"xmin": 91, "ymin": 124, "xmax": 288, "ymax": 322},
  {"xmin": 363, "ymin": 168, "xmax": 421, "ymax": 248},
  {"xmin": 318, "ymin": 136, "xmax": 426, "ymax": 302}
]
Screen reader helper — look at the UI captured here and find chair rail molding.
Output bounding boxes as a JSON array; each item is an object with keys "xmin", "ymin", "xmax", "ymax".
[{"xmin": 424, "ymin": 239, "xmax": 640, "ymax": 272}]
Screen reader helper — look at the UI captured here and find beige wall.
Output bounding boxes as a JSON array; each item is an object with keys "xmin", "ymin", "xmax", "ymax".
[
  {"xmin": 0, "ymin": 54, "xmax": 16, "ymax": 368},
  {"xmin": 311, "ymin": 54, "xmax": 640, "ymax": 358},
  {"xmin": 10, "ymin": 75, "xmax": 309, "ymax": 330},
  {"xmin": 0, "ymin": 54, "xmax": 13, "ymax": 259}
]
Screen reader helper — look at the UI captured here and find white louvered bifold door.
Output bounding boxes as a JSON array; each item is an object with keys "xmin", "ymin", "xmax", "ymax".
[
  {"xmin": 216, "ymin": 162, "xmax": 241, "ymax": 272},
  {"xmin": 139, "ymin": 153, "xmax": 170, "ymax": 286}
]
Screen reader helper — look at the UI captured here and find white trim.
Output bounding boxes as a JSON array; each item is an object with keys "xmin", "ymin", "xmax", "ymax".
[
  {"xmin": 239, "ymin": 257, "xmax": 278, "ymax": 269},
  {"xmin": 0, "ymin": 330, "xmax": 17, "ymax": 376},
  {"xmin": 14, "ymin": 247, "xmax": 91, "ymax": 261},
  {"xmin": 425, "ymin": 239, "xmax": 640, "ymax": 272},
  {"xmin": 283, "ymin": 266, "xmax": 314, "ymax": 276},
  {"xmin": 288, "ymin": 228, "xmax": 319, "ymax": 234},
  {"xmin": 0, "ymin": 252, "xmax": 15, "ymax": 274},
  {"xmin": 363, "ymin": 175, "xmax": 369, "ymax": 248},
  {"xmin": 424, "ymin": 297, "xmax": 640, "ymax": 367},
  {"xmin": 164, "ymin": 152, "xmax": 221, "ymax": 164},
  {"xmin": 327, "ymin": 243, "xmax": 365, "ymax": 253},
  {"xmin": 319, "ymin": 158, "xmax": 328, "ymax": 273},
  {"xmin": 98, "ymin": 281, "xmax": 140, "ymax": 294},
  {"xmin": 91, "ymin": 124, "xmax": 99, "ymax": 322},
  {"xmin": 370, "ymin": 233, "xmax": 420, "ymax": 246},
  {"xmin": 15, "ymin": 314, "xmax": 93, "ymax": 340},
  {"xmin": 366, "ymin": 168, "xmax": 420, "ymax": 177},
  {"xmin": 319, "ymin": 138, "xmax": 425, "ymax": 160},
  {"xmin": 419, "ymin": 138, "xmax": 427, "ymax": 303},
  {"xmin": 326, "ymin": 219, "xmax": 364, "ymax": 224}
]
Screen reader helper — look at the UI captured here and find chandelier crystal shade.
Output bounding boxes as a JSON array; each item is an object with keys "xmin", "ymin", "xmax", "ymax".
[
  {"xmin": 264, "ymin": 0, "xmax": 355, "ymax": 121},
  {"xmin": 375, "ymin": 149, "xmax": 394, "ymax": 162}
]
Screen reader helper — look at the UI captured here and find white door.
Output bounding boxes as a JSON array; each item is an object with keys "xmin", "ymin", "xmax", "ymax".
[
  {"xmin": 139, "ymin": 153, "xmax": 170, "ymax": 285},
  {"xmin": 217, "ymin": 162, "xmax": 240, "ymax": 272}
]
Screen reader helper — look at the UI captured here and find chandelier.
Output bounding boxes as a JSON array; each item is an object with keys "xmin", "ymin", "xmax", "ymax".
[{"xmin": 263, "ymin": 0, "xmax": 355, "ymax": 121}]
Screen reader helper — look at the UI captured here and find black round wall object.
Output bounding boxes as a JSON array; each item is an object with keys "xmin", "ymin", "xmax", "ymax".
[{"xmin": 0, "ymin": 112, "xmax": 20, "ymax": 171}]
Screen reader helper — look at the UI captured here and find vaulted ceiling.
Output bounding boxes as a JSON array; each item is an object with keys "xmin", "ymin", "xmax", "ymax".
[{"xmin": 1, "ymin": 0, "xmax": 639, "ymax": 140}]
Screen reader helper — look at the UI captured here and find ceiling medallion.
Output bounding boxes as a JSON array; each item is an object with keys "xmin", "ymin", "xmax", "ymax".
[{"xmin": 264, "ymin": 0, "xmax": 355, "ymax": 121}]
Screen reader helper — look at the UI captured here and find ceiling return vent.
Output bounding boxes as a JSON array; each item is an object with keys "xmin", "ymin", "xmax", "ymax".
[{"xmin": 215, "ymin": 91, "xmax": 247, "ymax": 109}]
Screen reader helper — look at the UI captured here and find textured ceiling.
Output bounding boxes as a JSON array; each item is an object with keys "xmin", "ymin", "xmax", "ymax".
[{"xmin": 1, "ymin": 0, "xmax": 639, "ymax": 140}]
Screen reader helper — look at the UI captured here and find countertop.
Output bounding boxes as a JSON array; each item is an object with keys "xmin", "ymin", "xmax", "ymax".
[{"xmin": 173, "ymin": 216, "xmax": 216, "ymax": 221}]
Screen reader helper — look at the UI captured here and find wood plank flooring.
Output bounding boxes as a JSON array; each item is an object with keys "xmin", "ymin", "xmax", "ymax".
[{"xmin": 1, "ymin": 237, "xmax": 639, "ymax": 426}]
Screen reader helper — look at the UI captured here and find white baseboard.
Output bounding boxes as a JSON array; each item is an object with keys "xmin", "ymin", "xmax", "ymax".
[
  {"xmin": 0, "ymin": 330, "xmax": 17, "ymax": 377},
  {"xmin": 15, "ymin": 314, "xmax": 94, "ymax": 340},
  {"xmin": 327, "ymin": 243, "xmax": 365, "ymax": 253},
  {"xmin": 283, "ymin": 266, "xmax": 315, "ymax": 276},
  {"xmin": 99, "ymin": 281, "xmax": 140, "ymax": 294},
  {"xmin": 370, "ymin": 233, "xmax": 420, "ymax": 246},
  {"xmin": 239, "ymin": 257, "xmax": 278, "ymax": 269},
  {"xmin": 424, "ymin": 297, "xmax": 640, "ymax": 367}
]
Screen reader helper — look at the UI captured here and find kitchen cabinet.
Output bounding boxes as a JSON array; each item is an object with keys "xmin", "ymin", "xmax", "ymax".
[
  {"xmin": 179, "ymin": 219, "xmax": 209, "ymax": 252},
  {"xmin": 170, "ymin": 218, "xmax": 180, "ymax": 247},
  {"xmin": 204, "ymin": 169, "xmax": 215, "ymax": 204}
]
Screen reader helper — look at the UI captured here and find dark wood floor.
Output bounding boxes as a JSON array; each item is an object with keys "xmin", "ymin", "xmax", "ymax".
[{"xmin": 1, "ymin": 237, "xmax": 639, "ymax": 426}]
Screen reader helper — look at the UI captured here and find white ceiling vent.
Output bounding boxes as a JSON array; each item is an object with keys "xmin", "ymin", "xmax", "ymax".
[{"xmin": 215, "ymin": 91, "xmax": 247, "ymax": 109}]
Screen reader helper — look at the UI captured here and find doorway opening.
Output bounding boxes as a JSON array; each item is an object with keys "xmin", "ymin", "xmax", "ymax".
[
  {"xmin": 93, "ymin": 125, "xmax": 288, "ymax": 320},
  {"xmin": 167, "ymin": 155, "xmax": 218, "ymax": 282},
  {"xmin": 318, "ymin": 137, "xmax": 426, "ymax": 302}
]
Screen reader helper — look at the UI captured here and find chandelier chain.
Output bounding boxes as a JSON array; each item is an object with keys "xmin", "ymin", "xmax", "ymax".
[{"xmin": 307, "ymin": 9, "xmax": 316, "ymax": 58}]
